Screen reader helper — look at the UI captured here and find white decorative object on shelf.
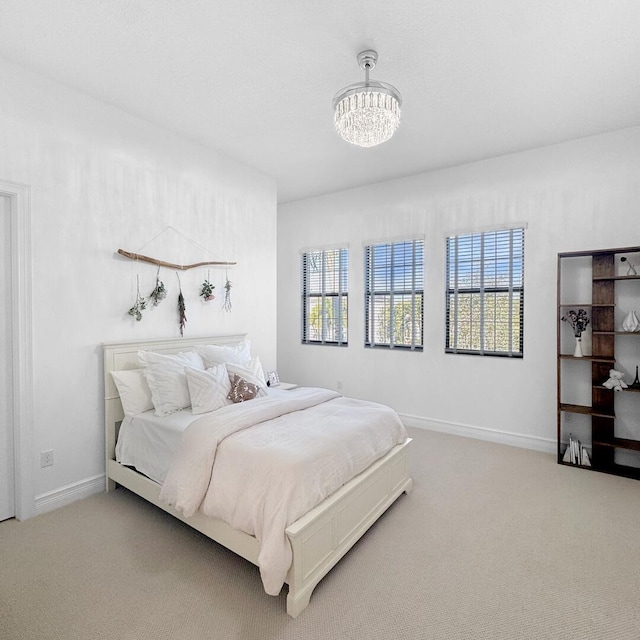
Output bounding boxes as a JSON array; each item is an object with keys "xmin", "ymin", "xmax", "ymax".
[
  {"xmin": 622, "ymin": 310, "xmax": 640, "ymax": 332},
  {"xmin": 573, "ymin": 336, "xmax": 583, "ymax": 358},
  {"xmin": 602, "ymin": 369, "xmax": 628, "ymax": 391}
]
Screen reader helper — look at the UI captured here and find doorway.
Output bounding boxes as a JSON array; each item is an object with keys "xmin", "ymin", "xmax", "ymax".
[
  {"xmin": 0, "ymin": 194, "xmax": 14, "ymax": 520},
  {"xmin": 0, "ymin": 180, "xmax": 34, "ymax": 521}
]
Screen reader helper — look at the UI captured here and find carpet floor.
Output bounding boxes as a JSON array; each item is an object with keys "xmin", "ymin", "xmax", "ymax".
[{"xmin": 1, "ymin": 428, "xmax": 640, "ymax": 640}]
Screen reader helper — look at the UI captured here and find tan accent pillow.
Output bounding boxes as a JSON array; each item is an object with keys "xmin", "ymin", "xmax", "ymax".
[{"xmin": 227, "ymin": 374, "xmax": 259, "ymax": 403}]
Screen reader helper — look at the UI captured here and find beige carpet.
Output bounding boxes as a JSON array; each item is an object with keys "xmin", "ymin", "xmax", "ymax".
[{"xmin": 2, "ymin": 428, "xmax": 640, "ymax": 640}]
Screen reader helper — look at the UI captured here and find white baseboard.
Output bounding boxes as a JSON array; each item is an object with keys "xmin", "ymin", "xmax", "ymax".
[
  {"xmin": 35, "ymin": 474, "xmax": 105, "ymax": 515},
  {"xmin": 399, "ymin": 413, "xmax": 556, "ymax": 455}
]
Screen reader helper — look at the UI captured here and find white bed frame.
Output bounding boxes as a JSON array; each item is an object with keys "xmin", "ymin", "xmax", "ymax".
[{"xmin": 104, "ymin": 334, "xmax": 413, "ymax": 617}]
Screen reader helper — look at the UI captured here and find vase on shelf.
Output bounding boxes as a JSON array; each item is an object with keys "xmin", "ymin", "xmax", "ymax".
[
  {"xmin": 574, "ymin": 336, "xmax": 584, "ymax": 358},
  {"xmin": 622, "ymin": 310, "xmax": 640, "ymax": 332}
]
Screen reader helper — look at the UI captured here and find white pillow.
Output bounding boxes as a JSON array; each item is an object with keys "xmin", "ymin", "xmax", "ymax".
[
  {"xmin": 137, "ymin": 350, "xmax": 205, "ymax": 416},
  {"xmin": 226, "ymin": 356, "xmax": 268, "ymax": 396},
  {"xmin": 186, "ymin": 365, "xmax": 233, "ymax": 415},
  {"xmin": 137, "ymin": 349, "xmax": 204, "ymax": 370},
  {"xmin": 110, "ymin": 369, "xmax": 154, "ymax": 416},
  {"xmin": 196, "ymin": 340, "xmax": 251, "ymax": 368}
]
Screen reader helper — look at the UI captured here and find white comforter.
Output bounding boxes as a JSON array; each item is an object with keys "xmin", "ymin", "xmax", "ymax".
[{"xmin": 159, "ymin": 387, "xmax": 407, "ymax": 595}]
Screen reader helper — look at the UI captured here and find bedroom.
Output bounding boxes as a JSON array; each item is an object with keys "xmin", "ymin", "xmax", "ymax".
[{"xmin": 1, "ymin": 1, "xmax": 640, "ymax": 638}]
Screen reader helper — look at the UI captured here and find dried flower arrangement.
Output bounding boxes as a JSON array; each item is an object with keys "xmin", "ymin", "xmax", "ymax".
[
  {"xmin": 149, "ymin": 268, "xmax": 167, "ymax": 306},
  {"xmin": 128, "ymin": 275, "xmax": 147, "ymax": 321},
  {"xmin": 562, "ymin": 308, "xmax": 590, "ymax": 337},
  {"xmin": 177, "ymin": 273, "xmax": 187, "ymax": 336},
  {"xmin": 223, "ymin": 274, "xmax": 232, "ymax": 312},
  {"xmin": 199, "ymin": 272, "xmax": 216, "ymax": 302}
]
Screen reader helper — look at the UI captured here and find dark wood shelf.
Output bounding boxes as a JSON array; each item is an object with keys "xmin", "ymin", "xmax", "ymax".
[
  {"xmin": 592, "ymin": 275, "xmax": 640, "ymax": 282},
  {"xmin": 594, "ymin": 463, "xmax": 640, "ymax": 481},
  {"xmin": 557, "ymin": 246, "xmax": 640, "ymax": 481},
  {"xmin": 558, "ymin": 460, "xmax": 593, "ymax": 471},
  {"xmin": 559, "ymin": 403, "xmax": 614, "ymax": 418},
  {"xmin": 593, "ymin": 437, "xmax": 640, "ymax": 452},
  {"xmin": 592, "ymin": 331, "xmax": 640, "ymax": 336},
  {"xmin": 558, "ymin": 354, "xmax": 615, "ymax": 362},
  {"xmin": 558, "ymin": 303, "xmax": 615, "ymax": 308},
  {"xmin": 593, "ymin": 384, "xmax": 640, "ymax": 393}
]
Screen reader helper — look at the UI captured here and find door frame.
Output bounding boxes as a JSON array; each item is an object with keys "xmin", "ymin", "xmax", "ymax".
[{"xmin": 0, "ymin": 180, "xmax": 34, "ymax": 520}]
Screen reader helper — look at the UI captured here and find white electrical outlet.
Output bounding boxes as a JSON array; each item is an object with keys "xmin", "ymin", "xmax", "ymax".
[
  {"xmin": 336, "ymin": 380, "xmax": 343, "ymax": 391},
  {"xmin": 41, "ymin": 450, "xmax": 54, "ymax": 467}
]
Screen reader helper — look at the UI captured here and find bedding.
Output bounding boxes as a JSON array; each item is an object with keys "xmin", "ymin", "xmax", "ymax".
[
  {"xmin": 110, "ymin": 369, "xmax": 153, "ymax": 416},
  {"xmin": 196, "ymin": 339, "xmax": 252, "ymax": 367},
  {"xmin": 186, "ymin": 365, "xmax": 232, "ymax": 414},
  {"xmin": 158, "ymin": 387, "xmax": 408, "ymax": 596},
  {"xmin": 105, "ymin": 335, "xmax": 413, "ymax": 618},
  {"xmin": 138, "ymin": 350, "xmax": 205, "ymax": 416},
  {"xmin": 115, "ymin": 409, "xmax": 195, "ymax": 483}
]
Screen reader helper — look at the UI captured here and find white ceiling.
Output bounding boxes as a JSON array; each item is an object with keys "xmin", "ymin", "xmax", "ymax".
[{"xmin": 1, "ymin": 0, "xmax": 639, "ymax": 203}]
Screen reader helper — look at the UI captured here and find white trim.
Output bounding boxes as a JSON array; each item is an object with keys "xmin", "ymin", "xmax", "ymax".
[
  {"xmin": 443, "ymin": 221, "xmax": 528, "ymax": 238},
  {"xmin": 363, "ymin": 233, "xmax": 425, "ymax": 247},
  {"xmin": 399, "ymin": 412, "xmax": 555, "ymax": 454},
  {"xmin": 299, "ymin": 243, "xmax": 349, "ymax": 255},
  {"xmin": 35, "ymin": 474, "xmax": 105, "ymax": 515},
  {"xmin": 0, "ymin": 180, "xmax": 35, "ymax": 520}
]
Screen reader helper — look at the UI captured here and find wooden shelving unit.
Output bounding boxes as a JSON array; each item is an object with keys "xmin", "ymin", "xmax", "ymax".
[{"xmin": 557, "ymin": 246, "xmax": 640, "ymax": 480}]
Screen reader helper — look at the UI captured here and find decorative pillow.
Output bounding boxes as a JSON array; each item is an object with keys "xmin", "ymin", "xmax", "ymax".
[
  {"xmin": 226, "ymin": 356, "xmax": 267, "ymax": 396},
  {"xmin": 110, "ymin": 369, "xmax": 154, "ymax": 416},
  {"xmin": 196, "ymin": 339, "xmax": 251, "ymax": 368},
  {"xmin": 186, "ymin": 365, "xmax": 232, "ymax": 415},
  {"xmin": 137, "ymin": 351, "xmax": 204, "ymax": 417},
  {"xmin": 227, "ymin": 374, "xmax": 260, "ymax": 403}
]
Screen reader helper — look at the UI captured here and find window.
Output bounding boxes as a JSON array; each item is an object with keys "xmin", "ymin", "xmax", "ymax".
[
  {"xmin": 301, "ymin": 248, "xmax": 348, "ymax": 345},
  {"xmin": 446, "ymin": 227, "xmax": 524, "ymax": 356},
  {"xmin": 365, "ymin": 238, "xmax": 424, "ymax": 349}
]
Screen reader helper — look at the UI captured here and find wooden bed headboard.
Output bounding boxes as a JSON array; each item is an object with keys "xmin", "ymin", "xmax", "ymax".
[{"xmin": 103, "ymin": 334, "xmax": 247, "ymax": 470}]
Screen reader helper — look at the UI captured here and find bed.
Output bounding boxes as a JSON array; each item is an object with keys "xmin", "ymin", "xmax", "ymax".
[{"xmin": 104, "ymin": 334, "xmax": 413, "ymax": 617}]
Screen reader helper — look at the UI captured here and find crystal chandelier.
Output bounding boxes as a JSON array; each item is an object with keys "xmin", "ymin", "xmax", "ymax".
[{"xmin": 333, "ymin": 50, "xmax": 402, "ymax": 148}]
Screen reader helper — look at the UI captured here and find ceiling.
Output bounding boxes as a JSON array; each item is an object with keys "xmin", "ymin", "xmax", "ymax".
[{"xmin": 1, "ymin": 1, "xmax": 639, "ymax": 204}]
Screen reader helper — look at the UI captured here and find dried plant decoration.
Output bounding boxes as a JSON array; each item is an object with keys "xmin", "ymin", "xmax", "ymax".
[
  {"xmin": 199, "ymin": 270, "xmax": 216, "ymax": 301},
  {"xmin": 128, "ymin": 275, "xmax": 147, "ymax": 321},
  {"xmin": 149, "ymin": 266, "xmax": 167, "ymax": 306},
  {"xmin": 177, "ymin": 272, "xmax": 187, "ymax": 336},
  {"xmin": 223, "ymin": 271, "xmax": 233, "ymax": 312}
]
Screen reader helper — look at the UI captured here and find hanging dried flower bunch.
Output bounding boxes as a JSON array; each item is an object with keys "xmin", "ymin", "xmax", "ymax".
[
  {"xmin": 223, "ymin": 272, "xmax": 232, "ymax": 312},
  {"xmin": 177, "ymin": 273, "xmax": 187, "ymax": 336},
  {"xmin": 128, "ymin": 275, "xmax": 146, "ymax": 321},
  {"xmin": 149, "ymin": 267, "xmax": 167, "ymax": 306},
  {"xmin": 199, "ymin": 271, "xmax": 216, "ymax": 301}
]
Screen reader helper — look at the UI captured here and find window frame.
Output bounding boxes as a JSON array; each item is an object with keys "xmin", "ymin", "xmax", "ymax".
[
  {"xmin": 445, "ymin": 227, "xmax": 525, "ymax": 357},
  {"xmin": 364, "ymin": 237, "xmax": 424, "ymax": 351},
  {"xmin": 301, "ymin": 247, "xmax": 349, "ymax": 346}
]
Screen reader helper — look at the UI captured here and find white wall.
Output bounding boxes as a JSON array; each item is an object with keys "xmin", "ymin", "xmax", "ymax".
[
  {"xmin": 0, "ymin": 58, "xmax": 277, "ymax": 512},
  {"xmin": 278, "ymin": 127, "xmax": 640, "ymax": 452}
]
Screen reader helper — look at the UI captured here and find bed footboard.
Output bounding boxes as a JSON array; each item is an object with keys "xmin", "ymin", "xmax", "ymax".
[{"xmin": 285, "ymin": 437, "xmax": 412, "ymax": 617}]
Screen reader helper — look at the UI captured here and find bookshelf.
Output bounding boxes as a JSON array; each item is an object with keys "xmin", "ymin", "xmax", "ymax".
[{"xmin": 557, "ymin": 246, "xmax": 640, "ymax": 480}]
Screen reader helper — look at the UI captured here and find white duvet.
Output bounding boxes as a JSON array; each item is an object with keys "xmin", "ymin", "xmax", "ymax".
[{"xmin": 159, "ymin": 387, "xmax": 407, "ymax": 595}]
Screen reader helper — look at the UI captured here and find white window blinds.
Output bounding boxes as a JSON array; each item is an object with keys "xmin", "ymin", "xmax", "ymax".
[
  {"xmin": 365, "ymin": 238, "xmax": 424, "ymax": 350},
  {"xmin": 446, "ymin": 228, "xmax": 524, "ymax": 357},
  {"xmin": 301, "ymin": 248, "xmax": 348, "ymax": 345}
]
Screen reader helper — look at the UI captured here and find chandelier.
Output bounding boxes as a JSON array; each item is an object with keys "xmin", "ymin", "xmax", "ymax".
[{"xmin": 333, "ymin": 50, "xmax": 402, "ymax": 148}]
